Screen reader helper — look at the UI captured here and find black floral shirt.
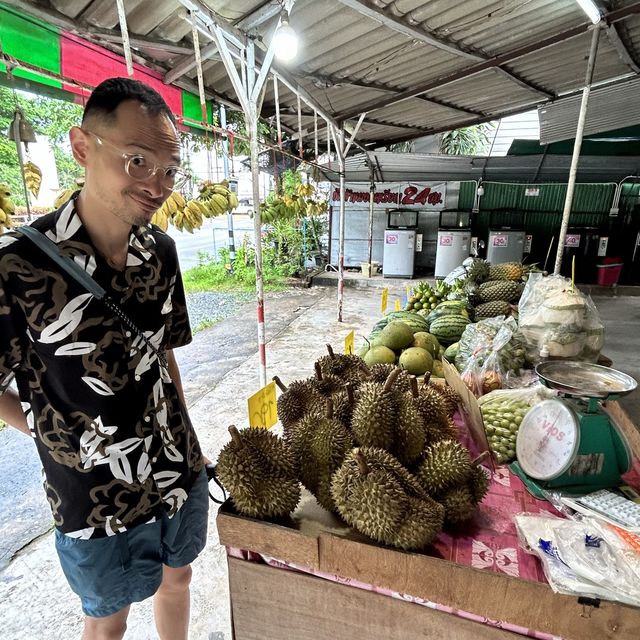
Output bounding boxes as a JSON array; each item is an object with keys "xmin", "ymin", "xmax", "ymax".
[{"xmin": 0, "ymin": 199, "xmax": 202, "ymax": 539}]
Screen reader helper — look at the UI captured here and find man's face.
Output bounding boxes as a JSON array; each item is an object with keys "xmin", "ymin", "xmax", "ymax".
[{"xmin": 74, "ymin": 100, "xmax": 181, "ymax": 227}]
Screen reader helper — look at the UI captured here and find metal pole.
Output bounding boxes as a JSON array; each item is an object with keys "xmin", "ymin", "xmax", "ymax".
[
  {"xmin": 220, "ymin": 105, "xmax": 236, "ymax": 268},
  {"xmin": 13, "ymin": 114, "xmax": 32, "ymax": 222},
  {"xmin": 367, "ymin": 164, "xmax": 375, "ymax": 277},
  {"xmin": 273, "ymin": 76, "xmax": 282, "ymax": 147},
  {"xmin": 553, "ymin": 24, "xmax": 601, "ymax": 275},
  {"xmin": 115, "ymin": 0, "xmax": 134, "ymax": 77},
  {"xmin": 336, "ymin": 127, "xmax": 346, "ymax": 322},
  {"xmin": 249, "ymin": 107, "xmax": 267, "ymax": 386}
]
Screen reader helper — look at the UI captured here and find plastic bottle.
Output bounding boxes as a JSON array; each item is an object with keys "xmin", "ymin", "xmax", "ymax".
[{"xmin": 540, "ymin": 345, "xmax": 550, "ymax": 362}]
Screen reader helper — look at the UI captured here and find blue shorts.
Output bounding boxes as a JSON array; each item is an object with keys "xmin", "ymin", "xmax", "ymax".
[{"xmin": 54, "ymin": 469, "xmax": 209, "ymax": 618}]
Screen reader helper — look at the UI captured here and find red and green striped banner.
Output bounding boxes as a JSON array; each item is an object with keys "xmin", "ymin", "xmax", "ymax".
[{"xmin": 0, "ymin": 4, "xmax": 214, "ymax": 127}]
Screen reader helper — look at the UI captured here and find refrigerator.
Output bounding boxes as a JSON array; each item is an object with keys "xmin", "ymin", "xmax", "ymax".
[
  {"xmin": 434, "ymin": 229, "xmax": 471, "ymax": 278},
  {"xmin": 383, "ymin": 229, "xmax": 416, "ymax": 278},
  {"xmin": 487, "ymin": 230, "xmax": 526, "ymax": 264}
]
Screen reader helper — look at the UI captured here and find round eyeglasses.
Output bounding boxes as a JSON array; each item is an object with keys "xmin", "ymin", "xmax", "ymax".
[{"xmin": 85, "ymin": 130, "xmax": 189, "ymax": 189}]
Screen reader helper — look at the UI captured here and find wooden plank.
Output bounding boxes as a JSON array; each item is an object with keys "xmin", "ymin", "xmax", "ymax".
[
  {"xmin": 318, "ymin": 534, "xmax": 640, "ymax": 640},
  {"xmin": 227, "ymin": 557, "xmax": 519, "ymax": 640},
  {"xmin": 217, "ymin": 508, "xmax": 320, "ymax": 569}
]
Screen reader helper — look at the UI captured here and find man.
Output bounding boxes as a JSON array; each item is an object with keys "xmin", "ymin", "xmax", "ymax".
[{"xmin": 0, "ymin": 77, "xmax": 208, "ymax": 640}]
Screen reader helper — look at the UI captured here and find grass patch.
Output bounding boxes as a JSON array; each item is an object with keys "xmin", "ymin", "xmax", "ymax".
[
  {"xmin": 193, "ymin": 318, "xmax": 220, "ymax": 334},
  {"xmin": 183, "ymin": 247, "xmax": 291, "ymax": 294}
]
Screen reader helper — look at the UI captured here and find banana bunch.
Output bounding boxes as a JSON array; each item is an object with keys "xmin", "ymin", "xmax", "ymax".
[
  {"xmin": 305, "ymin": 199, "xmax": 328, "ymax": 217},
  {"xmin": 296, "ymin": 182, "xmax": 315, "ymax": 197},
  {"xmin": 0, "ymin": 184, "xmax": 15, "ymax": 234},
  {"xmin": 173, "ymin": 199, "xmax": 208, "ymax": 233},
  {"xmin": 24, "ymin": 161, "xmax": 42, "ymax": 198},
  {"xmin": 197, "ymin": 180, "xmax": 239, "ymax": 217}
]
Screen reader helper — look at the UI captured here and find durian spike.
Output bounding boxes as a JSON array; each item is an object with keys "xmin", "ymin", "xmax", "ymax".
[
  {"xmin": 472, "ymin": 451, "xmax": 490, "ymax": 466},
  {"xmin": 346, "ymin": 383, "xmax": 355, "ymax": 405},
  {"xmin": 272, "ymin": 376, "xmax": 287, "ymax": 393},
  {"xmin": 383, "ymin": 367, "xmax": 402, "ymax": 392},
  {"xmin": 326, "ymin": 398, "xmax": 334, "ymax": 420},
  {"xmin": 326, "ymin": 343, "xmax": 336, "ymax": 358},
  {"xmin": 409, "ymin": 376, "xmax": 419, "ymax": 398},
  {"xmin": 228, "ymin": 425, "xmax": 241, "ymax": 445},
  {"xmin": 314, "ymin": 362, "xmax": 324, "ymax": 380},
  {"xmin": 354, "ymin": 450, "xmax": 370, "ymax": 476}
]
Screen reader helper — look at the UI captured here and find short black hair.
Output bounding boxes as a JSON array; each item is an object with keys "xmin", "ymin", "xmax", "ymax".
[{"xmin": 82, "ymin": 77, "xmax": 175, "ymax": 125}]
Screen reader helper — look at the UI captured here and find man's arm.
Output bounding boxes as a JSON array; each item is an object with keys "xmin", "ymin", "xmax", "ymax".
[{"xmin": 0, "ymin": 388, "xmax": 30, "ymax": 436}]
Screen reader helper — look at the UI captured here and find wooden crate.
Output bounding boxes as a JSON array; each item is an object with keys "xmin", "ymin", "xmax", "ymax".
[{"xmin": 218, "ymin": 503, "xmax": 640, "ymax": 640}]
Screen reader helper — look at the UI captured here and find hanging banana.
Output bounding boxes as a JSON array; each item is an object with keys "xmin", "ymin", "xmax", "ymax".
[{"xmin": 24, "ymin": 161, "xmax": 42, "ymax": 198}]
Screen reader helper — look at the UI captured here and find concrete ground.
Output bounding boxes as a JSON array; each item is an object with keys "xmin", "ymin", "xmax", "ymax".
[{"xmin": 0, "ymin": 282, "xmax": 638, "ymax": 639}]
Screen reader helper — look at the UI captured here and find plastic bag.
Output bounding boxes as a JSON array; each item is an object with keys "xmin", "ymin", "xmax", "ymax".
[
  {"xmin": 514, "ymin": 513, "xmax": 630, "ymax": 602},
  {"xmin": 455, "ymin": 316, "xmax": 527, "ymax": 378},
  {"xmin": 478, "ymin": 385, "xmax": 555, "ymax": 464},
  {"xmin": 518, "ymin": 274, "xmax": 605, "ymax": 364}
]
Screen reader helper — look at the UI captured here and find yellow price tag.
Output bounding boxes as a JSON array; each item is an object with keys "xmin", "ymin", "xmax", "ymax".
[
  {"xmin": 395, "ymin": 298, "xmax": 401, "ymax": 311},
  {"xmin": 247, "ymin": 381, "xmax": 277, "ymax": 429},
  {"xmin": 381, "ymin": 287, "xmax": 389, "ymax": 313},
  {"xmin": 406, "ymin": 285, "xmax": 411, "ymax": 299},
  {"xmin": 344, "ymin": 330, "xmax": 355, "ymax": 355}
]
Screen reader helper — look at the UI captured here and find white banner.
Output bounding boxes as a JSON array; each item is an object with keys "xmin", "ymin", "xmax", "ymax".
[{"xmin": 330, "ymin": 182, "xmax": 446, "ymax": 210}]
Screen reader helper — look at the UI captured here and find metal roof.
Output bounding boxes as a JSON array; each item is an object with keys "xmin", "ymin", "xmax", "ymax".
[
  {"xmin": 318, "ymin": 150, "xmax": 640, "ymax": 183},
  {"xmin": 6, "ymin": 0, "xmax": 640, "ymax": 149}
]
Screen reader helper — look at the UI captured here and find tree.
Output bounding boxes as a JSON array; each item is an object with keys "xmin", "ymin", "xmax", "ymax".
[
  {"xmin": 0, "ymin": 86, "xmax": 83, "ymax": 206},
  {"xmin": 439, "ymin": 123, "xmax": 494, "ymax": 155}
]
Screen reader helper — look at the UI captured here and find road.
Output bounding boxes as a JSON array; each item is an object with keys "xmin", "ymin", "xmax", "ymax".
[{"xmin": 166, "ymin": 215, "xmax": 255, "ymax": 270}]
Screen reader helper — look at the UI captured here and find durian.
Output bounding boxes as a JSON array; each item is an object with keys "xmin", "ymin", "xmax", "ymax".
[
  {"xmin": 332, "ymin": 383, "xmax": 356, "ymax": 430},
  {"xmin": 468, "ymin": 463, "xmax": 490, "ymax": 504},
  {"xmin": 331, "ymin": 447, "xmax": 444, "ymax": 550},
  {"xmin": 407, "ymin": 376, "xmax": 452, "ymax": 444},
  {"xmin": 351, "ymin": 368, "xmax": 401, "ymax": 451},
  {"xmin": 312, "ymin": 362, "xmax": 343, "ymax": 397},
  {"xmin": 417, "ymin": 439, "xmax": 473, "ymax": 496},
  {"xmin": 289, "ymin": 399, "xmax": 354, "ymax": 512},
  {"xmin": 393, "ymin": 384, "xmax": 426, "ymax": 467},
  {"xmin": 215, "ymin": 425, "xmax": 300, "ymax": 518},
  {"xmin": 273, "ymin": 376, "xmax": 324, "ymax": 434},
  {"xmin": 439, "ymin": 486, "xmax": 477, "ymax": 525},
  {"xmin": 428, "ymin": 379, "xmax": 461, "ymax": 417},
  {"xmin": 367, "ymin": 363, "xmax": 412, "ymax": 392},
  {"xmin": 316, "ymin": 344, "xmax": 368, "ymax": 384}
]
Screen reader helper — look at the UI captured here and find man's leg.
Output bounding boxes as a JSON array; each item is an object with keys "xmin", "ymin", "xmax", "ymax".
[
  {"xmin": 153, "ymin": 564, "xmax": 192, "ymax": 640},
  {"xmin": 82, "ymin": 606, "xmax": 130, "ymax": 640}
]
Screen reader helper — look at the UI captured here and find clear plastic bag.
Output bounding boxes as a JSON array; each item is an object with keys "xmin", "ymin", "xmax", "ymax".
[
  {"xmin": 518, "ymin": 274, "xmax": 605, "ymax": 364},
  {"xmin": 455, "ymin": 316, "xmax": 527, "ymax": 378},
  {"xmin": 478, "ymin": 386, "xmax": 555, "ymax": 464}
]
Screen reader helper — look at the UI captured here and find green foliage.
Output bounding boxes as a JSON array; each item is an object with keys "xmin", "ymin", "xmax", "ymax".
[
  {"xmin": 439, "ymin": 124, "xmax": 493, "ymax": 156},
  {"xmin": 0, "ymin": 86, "xmax": 83, "ymax": 205},
  {"xmin": 182, "ymin": 243, "xmax": 289, "ymax": 294}
]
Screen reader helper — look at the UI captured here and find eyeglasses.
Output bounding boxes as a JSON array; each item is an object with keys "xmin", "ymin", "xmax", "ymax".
[{"xmin": 85, "ymin": 130, "xmax": 189, "ymax": 189}]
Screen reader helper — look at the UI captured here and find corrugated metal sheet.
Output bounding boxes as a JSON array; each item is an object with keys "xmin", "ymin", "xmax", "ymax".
[
  {"xmin": 12, "ymin": 0, "xmax": 640, "ymax": 147},
  {"xmin": 539, "ymin": 76, "xmax": 640, "ymax": 144},
  {"xmin": 477, "ymin": 182, "xmax": 616, "ymax": 213},
  {"xmin": 319, "ymin": 152, "xmax": 640, "ymax": 184}
]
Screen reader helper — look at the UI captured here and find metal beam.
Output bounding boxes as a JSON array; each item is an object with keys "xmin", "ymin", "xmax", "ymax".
[
  {"xmin": 165, "ymin": 41, "xmax": 219, "ymax": 85},
  {"xmin": 494, "ymin": 67, "xmax": 554, "ymax": 98},
  {"xmin": 0, "ymin": 0, "xmax": 192, "ymax": 55},
  {"xmin": 307, "ymin": 72, "xmax": 487, "ymax": 117},
  {"xmin": 336, "ymin": 2, "xmax": 640, "ymax": 121},
  {"xmin": 234, "ymin": 1, "xmax": 282, "ymax": 31},
  {"xmin": 335, "ymin": 0, "xmax": 554, "ymax": 99}
]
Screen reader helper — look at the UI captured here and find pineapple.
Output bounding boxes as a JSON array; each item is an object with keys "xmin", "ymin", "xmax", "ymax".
[
  {"xmin": 477, "ymin": 280, "xmax": 523, "ymax": 303},
  {"xmin": 474, "ymin": 300, "xmax": 512, "ymax": 318},
  {"xmin": 488, "ymin": 262, "xmax": 524, "ymax": 281},
  {"xmin": 465, "ymin": 258, "xmax": 490, "ymax": 284}
]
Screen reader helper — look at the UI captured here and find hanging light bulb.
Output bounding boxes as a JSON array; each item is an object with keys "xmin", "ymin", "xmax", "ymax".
[
  {"xmin": 477, "ymin": 182, "xmax": 485, "ymax": 197},
  {"xmin": 273, "ymin": 12, "xmax": 298, "ymax": 61}
]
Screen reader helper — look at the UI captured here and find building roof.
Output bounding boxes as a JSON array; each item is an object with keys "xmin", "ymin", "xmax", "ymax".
[{"xmin": 7, "ymin": 0, "xmax": 640, "ymax": 149}]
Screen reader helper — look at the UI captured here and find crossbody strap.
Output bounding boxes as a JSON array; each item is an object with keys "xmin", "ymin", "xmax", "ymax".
[{"xmin": 17, "ymin": 225, "xmax": 169, "ymax": 370}]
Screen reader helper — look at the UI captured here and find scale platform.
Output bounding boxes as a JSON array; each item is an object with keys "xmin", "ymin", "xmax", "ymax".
[{"xmin": 511, "ymin": 361, "xmax": 637, "ymax": 498}]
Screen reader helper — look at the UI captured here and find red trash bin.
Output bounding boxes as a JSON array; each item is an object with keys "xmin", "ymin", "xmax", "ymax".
[{"xmin": 596, "ymin": 259, "xmax": 624, "ymax": 286}]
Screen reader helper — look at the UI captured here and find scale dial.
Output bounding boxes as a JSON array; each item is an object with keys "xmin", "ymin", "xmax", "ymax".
[{"xmin": 516, "ymin": 399, "xmax": 580, "ymax": 480}]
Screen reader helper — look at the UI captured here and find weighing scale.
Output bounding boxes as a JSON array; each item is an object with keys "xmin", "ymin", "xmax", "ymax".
[{"xmin": 510, "ymin": 361, "xmax": 637, "ymax": 499}]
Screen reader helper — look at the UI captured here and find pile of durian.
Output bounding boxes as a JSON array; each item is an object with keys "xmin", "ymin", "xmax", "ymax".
[{"xmin": 215, "ymin": 346, "xmax": 489, "ymax": 551}]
